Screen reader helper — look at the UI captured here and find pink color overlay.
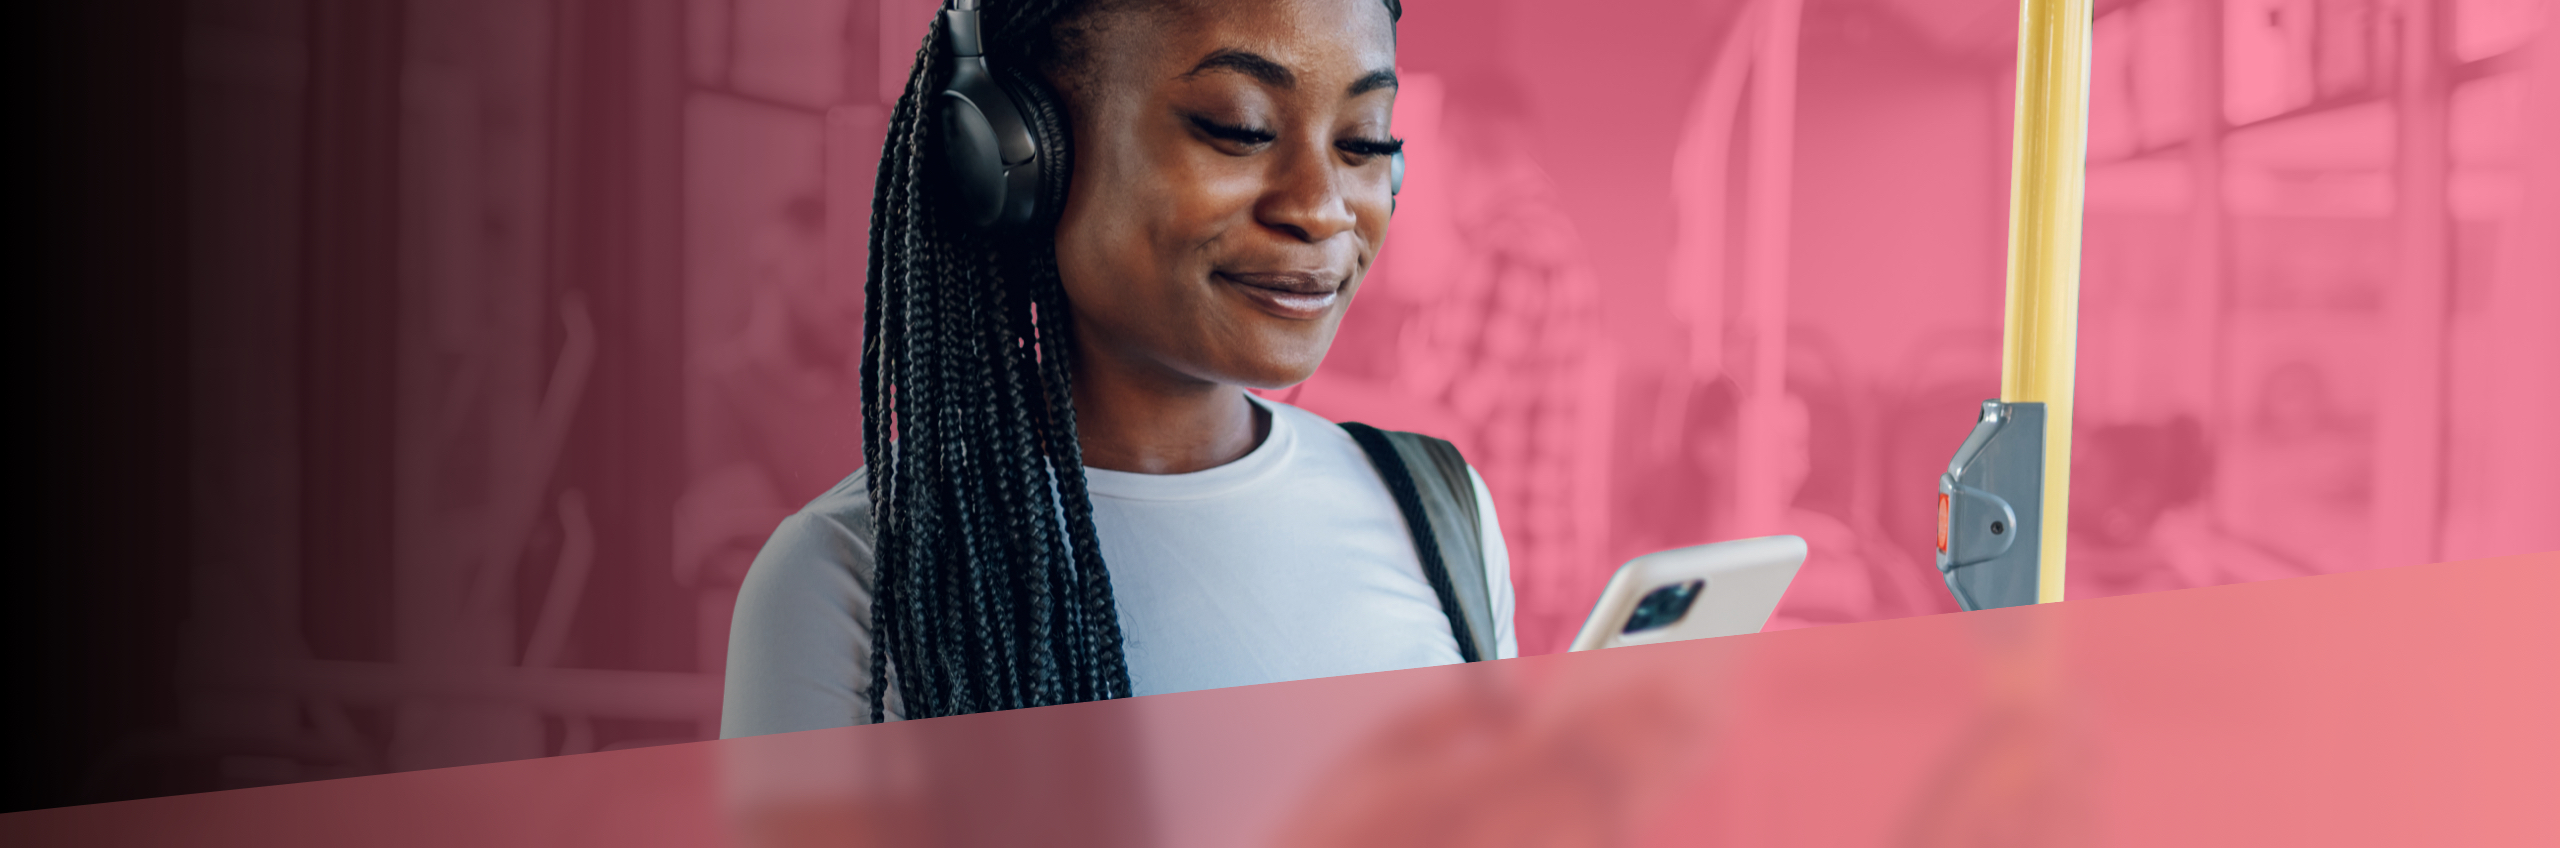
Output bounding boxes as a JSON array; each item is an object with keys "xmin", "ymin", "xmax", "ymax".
[
  {"xmin": 28, "ymin": 0, "xmax": 2555, "ymax": 809},
  {"xmin": 9, "ymin": 552, "xmax": 2553, "ymax": 846}
]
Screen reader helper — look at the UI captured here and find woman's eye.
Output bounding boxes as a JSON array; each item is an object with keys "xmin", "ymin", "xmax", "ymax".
[
  {"xmin": 1189, "ymin": 116, "xmax": 1275, "ymax": 151},
  {"xmin": 1337, "ymin": 136, "xmax": 1405, "ymax": 161}
]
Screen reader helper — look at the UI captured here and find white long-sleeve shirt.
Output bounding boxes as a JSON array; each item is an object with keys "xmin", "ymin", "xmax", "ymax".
[{"xmin": 719, "ymin": 396, "xmax": 1516, "ymax": 737}]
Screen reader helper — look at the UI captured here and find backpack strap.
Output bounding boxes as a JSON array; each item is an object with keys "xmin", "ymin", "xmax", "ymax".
[{"xmin": 1340, "ymin": 422, "xmax": 1494, "ymax": 663}]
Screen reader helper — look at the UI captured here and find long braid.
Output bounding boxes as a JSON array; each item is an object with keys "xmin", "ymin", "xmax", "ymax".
[
  {"xmin": 997, "ymin": 279, "xmax": 1063, "ymax": 706},
  {"xmin": 891, "ymin": 38, "xmax": 950, "ymax": 714},
  {"xmin": 863, "ymin": 41, "xmax": 927, "ymax": 722},
  {"xmin": 953, "ymin": 243, "xmax": 1016, "ymax": 710},
  {"xmin": 925, "ymin": 235, "xmax": 974, "ymax": 711},
  {"xmin": 859, "ymin": 38, "xmax": 903, "ymax": 727},
  {"xmin": 977, "ymin": 261, "xmax": 1044, "ymax": 709},
  {"xmin": 1002, "ymin": 67, "xmax": 1134, "ymax": 701},
  {"xmin": 862, "ymin": 0, "xmax": 1134, "ymax": 720}
]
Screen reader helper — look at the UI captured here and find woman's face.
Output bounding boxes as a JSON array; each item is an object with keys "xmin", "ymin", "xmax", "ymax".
[{"xmin": 1051, "ymin": 0, "xmax": 1399, "ymax": 391}]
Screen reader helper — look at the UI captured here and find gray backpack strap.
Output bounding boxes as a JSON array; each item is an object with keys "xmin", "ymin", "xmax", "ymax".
[{"xmin": 1340, "ymin": 422, "xmax": 1495, "ymax": 663}]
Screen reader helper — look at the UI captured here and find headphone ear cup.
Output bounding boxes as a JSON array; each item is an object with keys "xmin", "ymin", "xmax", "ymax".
[
  {"xmin": 933, "ymin": 90, "xmax": 1010, "ymax": 228},
  {"xmin": 930, "ymin": 48, "xmax": 1047, "ymax": 231},
  {"xmin": 998, "ymin": 65, "xmax": 1074, "ymax": 231}
]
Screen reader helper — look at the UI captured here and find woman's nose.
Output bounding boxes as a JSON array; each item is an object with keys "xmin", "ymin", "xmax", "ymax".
[{"xmin": 1253, "ymin": 144, "xmax": 1359, "ymax": 244}]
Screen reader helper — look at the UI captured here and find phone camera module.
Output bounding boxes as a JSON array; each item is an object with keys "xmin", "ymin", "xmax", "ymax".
[{"xmin": 1621, "ymin": 579, "xmax": 1706, "ymax": 635}]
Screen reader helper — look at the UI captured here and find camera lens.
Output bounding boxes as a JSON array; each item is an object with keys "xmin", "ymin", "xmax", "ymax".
[{"xmin": 1622, "ymin": 579, "xmax": 1706, "ymax": 635}]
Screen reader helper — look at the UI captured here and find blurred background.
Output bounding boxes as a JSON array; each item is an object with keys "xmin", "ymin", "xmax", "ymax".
[{"xmin": 18, "ymin": 0, "xmax": 2555, "ymax": 811}]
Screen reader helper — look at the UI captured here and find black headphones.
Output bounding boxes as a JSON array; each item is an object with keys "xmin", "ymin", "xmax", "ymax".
[{"xmin": 931, "ymin": 0, "xmax": 1404, "ymax": 232}]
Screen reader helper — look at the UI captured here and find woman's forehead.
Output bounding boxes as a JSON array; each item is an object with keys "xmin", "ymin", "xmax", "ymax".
[{"xmin": 1090, "ymin": 0, "xmax": 1396, "ymax": 91}]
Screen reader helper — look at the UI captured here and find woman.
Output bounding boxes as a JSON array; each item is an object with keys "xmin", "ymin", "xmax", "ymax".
[{"xmin": 721, "ymin": 0, "xmax": 1515, "ymax": 734}]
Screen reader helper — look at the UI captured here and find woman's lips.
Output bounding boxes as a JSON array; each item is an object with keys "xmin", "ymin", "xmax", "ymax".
[{"xmin": 1216, "ymin": 271, "xmax": 1341, "ymax": 320}]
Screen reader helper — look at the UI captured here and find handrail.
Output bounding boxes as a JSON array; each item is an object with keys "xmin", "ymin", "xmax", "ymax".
[{"xmin": 2001, "ymin": 0, "xmax": 2093, "ymax": 603}]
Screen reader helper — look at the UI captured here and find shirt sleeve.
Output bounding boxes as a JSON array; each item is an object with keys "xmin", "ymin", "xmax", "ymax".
[
  {"xmin": 1466, "ymin": 466, "xmax": 1520, "ymax": 660},
  {"xmin": 720, "ymin": 508, "xmax": 893, "ymax": 738}
]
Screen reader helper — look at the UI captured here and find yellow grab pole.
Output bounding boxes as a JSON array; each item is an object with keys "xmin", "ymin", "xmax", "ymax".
[{"xmin": 2001, "ymin": 0, "xmax": 2091, "ymax": 604}]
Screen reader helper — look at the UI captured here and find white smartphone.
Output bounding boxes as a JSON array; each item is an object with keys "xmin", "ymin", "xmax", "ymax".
[{"xmin": 1567, "ymin": 535, "xmax": 1807, "ymax": 652}]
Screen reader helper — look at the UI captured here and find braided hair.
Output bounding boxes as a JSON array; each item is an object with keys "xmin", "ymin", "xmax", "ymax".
[{"xmin": 864, "ymin": 0, "xmax": 1126, "ymax": 721}]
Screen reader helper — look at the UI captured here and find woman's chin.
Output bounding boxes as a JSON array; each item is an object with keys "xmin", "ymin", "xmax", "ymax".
[
  {"xmin": 1218, "ymin": 361, "xmax": 1320, "ymax": 392},
  {"xmin": 1211, "ymin": 344, "xmax": 1330, "ymax": 392}
]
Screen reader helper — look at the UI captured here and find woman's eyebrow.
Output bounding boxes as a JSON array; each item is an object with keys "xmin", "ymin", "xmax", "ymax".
[
  {"xmin": 1347, "ymin": 68, "xmax": 1396, "ymax": 97},
  {"xmin": 1178, "ymin": 51, "xmax": 1396, "ymax": 99},
  {"xmin": 1181, "ymin": 49, "xmax": 1296, "ymax": 89}
]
